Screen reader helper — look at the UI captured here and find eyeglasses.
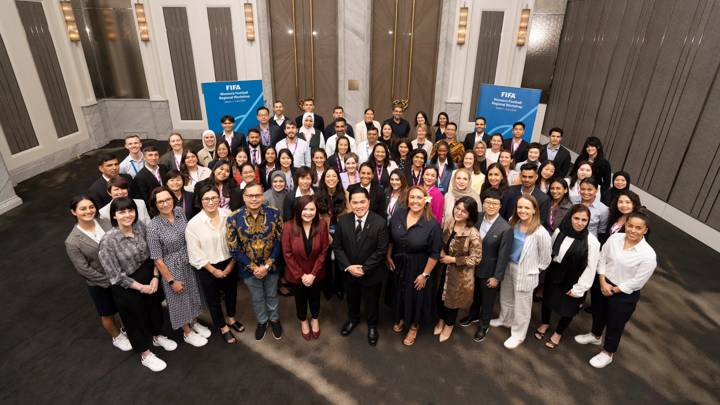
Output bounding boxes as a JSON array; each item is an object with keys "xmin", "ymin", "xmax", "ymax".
[
  {"xmin": 245, "ymin": 193, "xmax": 263, "ymax": 199},
  {"xmin": 483, "ymin": 201, "xmax": 500, "ymax": 207},
  {"xmin": 156, "ymin": 198, "xmax": 174, "ymax": 206},
  {"xmin": 202, "ymin": 196, "xmax": 220, "ymax": 202}
]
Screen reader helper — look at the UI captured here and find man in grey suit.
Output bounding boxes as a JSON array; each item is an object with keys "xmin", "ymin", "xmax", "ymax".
[{"xmin": 459, "ymin": 188, "xmax": 513, "ymax": 342}]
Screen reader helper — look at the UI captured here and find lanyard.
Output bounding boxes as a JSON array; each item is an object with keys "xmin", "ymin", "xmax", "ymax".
[{"xmin": 129, "ymin": 159, "xmax": 143, "ymax": 175}]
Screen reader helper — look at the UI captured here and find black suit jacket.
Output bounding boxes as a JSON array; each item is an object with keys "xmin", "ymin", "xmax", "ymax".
[
  {"xmin": 348, "ymin": 184, "xmax": 386, "ymax": 219},
  {"xmin": 463, "ymin": 132, "xmax": 489, "ymax": 151},
  {"xmin": 499, "ymin": 185, "xmax": 551, "ymax": 227},
  {"xmin": 540, "ymin": 144, "xmax": 572, "ymax": 178},
  {"xmin": 87, "ymin": 174, "xmax": 133, "ymax": 209},
  {"xmin": 474, "ymin": 215, "xmax": 513, "ymax": 281},
  {"xmin": 130, "ymin": 165, "xmax": 169, "ymax": 203},
  {"xmin": 245, "ymin": 144, "xmax": 267, "ymax": 167},
  {"xmin": 503, "ymin": 138, "xmax": 529, "ymax": 163},
  {"xmin": 295, "ymin": 113, "xmax": 325, "ymax": 133},
  {"xmin": 216, "ymin": 131, "xmax": 246, "ymax": 155},
  {"xmin": 332, "ymin": 211, "xmax": 389, "ymax": 286},
  {"xmin": 324, "ymin": 121, "xmax": 355, "ymax": 139},
  {"xmin": 258, "ymin": 163, "xmax": 279, "ymax": 190}
]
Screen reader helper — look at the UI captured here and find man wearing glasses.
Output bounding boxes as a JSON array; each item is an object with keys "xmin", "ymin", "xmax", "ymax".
[{"xmin": 226, "ymin": 183, "xmax": 285, "ymax": 341}]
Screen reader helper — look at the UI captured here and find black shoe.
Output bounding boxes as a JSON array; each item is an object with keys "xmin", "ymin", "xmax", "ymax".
[
  {"xmin": 340, "ymin": 321, "xmax": 357, "ymax": 336},
  {"xmin": 368, "ymin": 327, "xmax": 379, "ymax": 346},
  {"xmin": 459, "ymin": 315, "xmax": 479, "ymax": 327},
  {"xmin": 270, "ymin": 321, "xmax": 283, "ymax": 340},
  {"xmin": 473, "ymin": 326, "xmax": 489, "ymax": 342},
  {"xmin": 255, "ymin": 322, "xmax": 268, "ymax": 341}
]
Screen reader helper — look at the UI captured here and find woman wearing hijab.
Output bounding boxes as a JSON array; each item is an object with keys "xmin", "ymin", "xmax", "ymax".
[
  {"xmin": 299, "ymin": 112, "xmax": 325, "ymax": 150},
  {"xmin": 534, "ymin": 204, "xmax": 599, "ymax": 349},
  {"xmin": 264, "ymin": 170, "xmax": 289, "ymax": 219},
  {"xmin": 442, "ymin": 168, "xmax": 481, "ymax": 225},
  {"xmin": 197, "ymin": 130, "xmax": 217, "ymax": 167},
  {"xmin": 601, "ymin": 171, "xmax": 631, "ymax": 206}
]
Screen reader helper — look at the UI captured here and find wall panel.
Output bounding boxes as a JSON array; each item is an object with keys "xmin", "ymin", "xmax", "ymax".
[
  {"xmin": 207, "ymin": 7, "xmax": 238, "ymax": 82},
  {"xmin": 468, "ymin": 11, "xmax": 503, "ymax": 121},
  {"xmin": 163, "ymin": 7, "xmax": 202, "ymax": 120},
  {"xmin": 0, "ymin": 34, "xmax": 38, "ymax": 154}
]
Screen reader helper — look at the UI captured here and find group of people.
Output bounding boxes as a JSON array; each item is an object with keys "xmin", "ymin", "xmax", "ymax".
[{"xmin": 66, "ymin": 98, "xmax": 656, "ymax": 373}]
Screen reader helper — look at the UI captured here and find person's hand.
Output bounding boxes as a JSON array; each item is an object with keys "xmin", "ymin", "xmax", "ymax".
[
  {"xmin": 386, "ymin": 256, "xmax": 396, "ymax": 271},
  {"xmin": 171, "ymin": 281, "xmax": 185, "ymax": 294},
  {"xmin": 211, "ymin": 266, "xmax": 225, "ymax": 279},
  {"xmin": 302, "ymin": 274, "xmax": 316, "ymax": 287},
  {"xmin": 600, "ymin": 281, "xmax": 613, "ymax": 296},
  {"xmin": 149, "ymin": 278, "xmax": 159, "ymax": 293},
  {"xmin": 414, "ymin": 274, "xmax": 427, "ymax": 290},
  {"xmin": 486, "ymin": 277, "xmax": 498, "ymax": 288},
  {"xmin": 439, "ymin": 255, "xmax": 456, "ymax": 265},
  {"xmin": 565, "ymin": 289, "xmax": 579, "ymax": 298},
  {"xmin": 254, "ymin": 264, "xmax": 268, "ymax": 279},
  {"xmin": 347, "ymin": 265, "xmax": 364, "ymax": 277}
]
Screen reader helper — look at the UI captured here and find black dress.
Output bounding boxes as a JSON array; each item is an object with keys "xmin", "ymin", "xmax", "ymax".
[{"xmin": 389, "ymin": 207, "xmax": 442, "ymax": 326}]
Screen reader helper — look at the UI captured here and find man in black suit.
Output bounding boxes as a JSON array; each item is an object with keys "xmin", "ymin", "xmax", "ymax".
[
  {"xmin": 499, "ymin": 163, "xmax": 551, "ymax": 227},
  {"xmin": 269, "ymin": 100, "xmax": 288, "ymax": 133},
  {"xmin": 87, "ymin": 153, "xmax": 133, "ymax": 209},
  {"xmin": 332, "ymin": 187, "xmax": 389, "ymax": 346},
  {"xmin": 463, "ymin": 116, "xmax": 490, "ymax": 151},
  {"xmin": 294, "ymin": 97, "xmax": 325, "ymax": 132},
  {"xmin": 502, "ymin": 122, "xmax": 529, "ymax": 163},
  {"xmin": 245, "ymin": 128, "xmax": 266, "ymax": 167},
  {"xmin": 256, "ymin": 106, "xmax": 283, "ymax": 148},
  {"xmin": 130, "ymin": 146, "xmax": 168, "ymax": 203},
  {"xmin": 383, "ymin": 104, "xmax": 410, "ymax": 139},
  {"xmin": 324, "ymin": 106, "xmax": 355, "ymax": 139},
  {"xmin": 539, "ymin": 127, "xmax": 572, "ymax": 177},
  {"xmin": 352, "ymin": 163, "xmax": 386, "ymax": 219},
  {"xmin": 216, "ymin": 115, "xmax": 246, "ymax": 155},
  {"xmin": 460, "ymin": 189, "xmax": 513, "ymax": 341}
]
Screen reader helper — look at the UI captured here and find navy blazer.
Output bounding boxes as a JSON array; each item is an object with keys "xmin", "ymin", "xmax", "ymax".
[
  {"xmin": 216, "ymin": 131, "xmax": 246, "ymax": 155},
  {"xmin": 503, "ymin": 138, "xmax": 529, "ymax": 163},
  {"xmin": 474, "ymin": 214, "xmax": 513, "ymax": 281},
  {"xmin": 499, "ymin": 184, "xmax": 551, "ymax": 227},
  {"xmin": 540, "ymin": 144, "xmax": 572, "ymax": 178}
]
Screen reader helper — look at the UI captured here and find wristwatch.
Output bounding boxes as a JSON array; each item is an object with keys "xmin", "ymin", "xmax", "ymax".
[{"xmin": 422, "ymin": 273, "xmax": 430, "ymax": 279}]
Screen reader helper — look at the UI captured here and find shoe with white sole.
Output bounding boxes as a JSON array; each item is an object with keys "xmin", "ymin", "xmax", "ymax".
[
  {"xmin": 141, "ymin": 351, "xmax": 167, "ymax": 372},
  {"xmin": 112, "ymin": 332, "xmax": 132, "ymax": 351},
  {"xmin": 192, "ymin": 322, "xmax": 211, "ymax": 338},
  {"xmin": 503, "ymin": 336, "xmax": 524, "ymax": 349},
  {"xmin": 152, "ymin": 335, "xmax": 178, "ymax": 351},
  {"xmin": 574, "ymin": 333, "xmax": 602, "ymax": 345},
  {"xmin": 489, "ymin": 318, "xmax": 508, "ymax": 328},
  {"xmin": 183, "ymin": 331, "xmax": 208, "ymax": 347},
  {"xmin": 589, "ymin": 351, "xmax": 613, "ymax": 368}
]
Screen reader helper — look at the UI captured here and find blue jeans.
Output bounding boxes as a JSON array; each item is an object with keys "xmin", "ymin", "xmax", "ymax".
[{"xmin": 243, "ymin": 271, "xmax": 280, "ymax": 324}]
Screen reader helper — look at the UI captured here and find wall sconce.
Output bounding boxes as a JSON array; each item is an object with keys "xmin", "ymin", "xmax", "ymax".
[
  {"xmin": 59, "ymin": 1, "xmax": 80, "ymax": 42},
  {"xmin": 135, "ymin": 3, "xmax": 150, "ymax": 42},
  {"xmin": 457, "ymin": 6, "xmax": 469, "ymax": 45},
  {"xmin": 516, "ymin": 8, "xmax": 530, "ymax": 46},
  {"xmin": 244, "ymin": 3, "xmax": 255, "ymax": 41}
]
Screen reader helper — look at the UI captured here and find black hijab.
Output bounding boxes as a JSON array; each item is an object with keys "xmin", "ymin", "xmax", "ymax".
[
  {"xmin": 549, "ymin": 209, "xmax": 589, "ymax": 288},
  {"xmin": 602, "ymin": 170, "xmax": 631, "ymax": 205}
]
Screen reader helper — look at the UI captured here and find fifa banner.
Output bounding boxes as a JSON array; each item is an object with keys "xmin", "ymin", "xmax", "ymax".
[
  {"xmin": 202, "ymin": 80, "xmax": 265, "ymax": 135},
  {"xmin": 475, "ymin": 84, "xmax": 541, "ymax": 142}
]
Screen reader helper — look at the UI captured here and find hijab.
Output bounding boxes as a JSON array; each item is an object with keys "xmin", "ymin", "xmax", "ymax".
[
  {"xmin": 298, "ymin": 112, "xmax": 315, "ymax": 140},
  {"xmin": 603, "ymin": 170, "xmax": 631, "ymax": 205},
  {"xmin": 264, "ymin": 170, "xmax": 288, "ymax": 217},
  {"xmin": 202, "ymin": 129, "xmax": 216, "ymax": 159},
  {"xmin": 550, "ymin": 209, "xmax": 589, "ymax": 289},
  {"xmin": 449, "ymin": 168, "xmax": 480, "ymax": 207}
]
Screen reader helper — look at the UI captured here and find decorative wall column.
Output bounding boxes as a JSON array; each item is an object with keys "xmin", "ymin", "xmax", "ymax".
[
  {"xmin": 0, "ymin": 151, "xmax": 22, "ymax": 215},
  {"xmin": 338, "ymin": 0, "xmax": 372, "ymax": 124}
]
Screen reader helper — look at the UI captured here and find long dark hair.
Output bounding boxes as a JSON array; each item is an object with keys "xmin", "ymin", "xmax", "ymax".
[
  {"xmin": 430, "ymin": 140, "xmax": 456, "ymax": 170},
  {"xmin": 454, "ymin": 196, "xmax": 479, "ymax": 226},
  {"xmin": 210, "ymin": 161, "xmax": 233, "ymax": 198},
  {"xmin": 69, "ymin": 195, "xmax": 96, "ymax": 222},
  {"xmin": 315, "ymin": 167, "xmax": 346, "ymax": 221},
  {"xmin": 368, "ymin": 143, "xmax": 392, "ymax": 170},
  {"xmin": 577, "ymin": 136, "xmax": 606, "ymax": 161},
  {"xmin": 292, "ymin": 195, "xmax": 321, "ymax": 237},
  {"xmin": 607, "ymin": 189, "xmax": 642, "ymax": 227},
  {"xmin": 481, "ymin": 162, "xmax": 509, "ymax": 194},
  {"xmin": 569, "ymin": 160, "xmax": 593, "ymax": 188}
]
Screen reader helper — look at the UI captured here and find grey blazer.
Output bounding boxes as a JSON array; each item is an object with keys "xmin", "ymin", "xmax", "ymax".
[
  {"xmin": 64, "ymin": 219, "xmax": 113, "ymax": 288},
  {"xmin": 474, "ymin": 215, "xmax": 513, "ymax": 281}
]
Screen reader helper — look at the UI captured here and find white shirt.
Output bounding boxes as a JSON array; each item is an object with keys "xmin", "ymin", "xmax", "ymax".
[
  {"xmin": 353, "ymin": 120, "xmax": 381, "ymax": 144},
  {"xmin": 273, "ymin": 115, "xmax": 286, "ymax": 126},
  {"xmin": 76, "ymin": 220, "xmax": 106, "ymax": 244},
  {"xmin": 485, "ymin": 150, "xmax": 500, "ymax": 165},
  {"xmin": 411, "ymin": 139, "xmax": 433, "ymax": 156},
  {"xmin": 354, "ymin": 211, "xmax": 369, "ymax": 232},
  {"xmin": 325, "ymin": 134, "xmax": 356, "ymax": 156},
  {"xmin": 479, "ymin": 214, "xmax": 499, "ymax": 238},
  {"xmin": 247, "ymin": 145, "xmax": 264, "ymax": 166},
  {"xmin": 598, "ymin": 233, "xmax": 657, "ymax": 294},
  {"xmin": 99, "ymin": 199, "xmax": 151, "ymax": 225},
  {"xmin": 294, "ymin": 187, "xmax": 314, "ymax": 197},
  {"xmin": 357, "ymin": 141, "xmax": 379, "ymax": 164},
  {"xmin": 566, "ymin": 177, "xmax": 603, "ymax": 204},
  {"xmin": 276, "ymin": 137, "xmax": 311, "ymax": 168},
  {"xmin": 551, "ymin": 229, "xmax": 600, "ymax": 297},
  {"xmin": 184, "ymin": 166, "xmax": 212, "ymax": 192},
  {"xmin": 585, "ymin": 197, "xmax": 609, "ymax": 238},
  {"xmin": 185, "ymin": 208, "xmax": 232, "ymax": 269},
  {"xmin": 119, "ymin": 154, "xmax": 144, "ymax": 178}
]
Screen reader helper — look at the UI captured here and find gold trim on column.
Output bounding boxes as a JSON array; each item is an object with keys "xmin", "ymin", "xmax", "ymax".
[
  {"xmin": 291, "ymin": 0, "xmax": 300, "ymax": 106},
  {"xmin": 291, "ymin": 0, "xmax": 316, "ymax": 109},
  {"xmin": 390, "ymin": 0, "xmax": 416, "ymax": 110},
  {"xmin": 309, "ymin": 0, "xmax": 316, "ymax": 100}
]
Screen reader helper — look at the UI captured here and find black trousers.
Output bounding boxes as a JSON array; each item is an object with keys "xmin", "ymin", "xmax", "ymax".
[
  {"xmin": 322, "ymin": 253, "xmax": 344, "ymax": 296},
  {"xmin": 438, "ymin": 303, "xmax": 459, "ymax": 326},
  {"xmin": 590, "ymin": 278, "xmax": 640, "ymax": 353},
  {"xmin": 110, "ymin": 260, "xmax": 164, "ymax": 353},
  {"xmin": 293, "ymin": 282, "xmax": 321, "ymax": 321},
  {"xmin": 197, "ymin": 259, "xmax": 238, "ymax": 329},
  {"xmin": 540, "ymin": 304, "xmax": 574, "ymax": 335},
  {"xmin": 467, "ymin": 276, "xmax": 498, "ymax": 329},
  {"xmin": 345, "ymin": 277, "xmax": 382, "ymax": 327}
]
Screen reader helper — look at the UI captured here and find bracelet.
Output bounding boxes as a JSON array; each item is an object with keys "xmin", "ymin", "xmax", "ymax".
[{"xmin": 153, "ymin": 274, "xmax": 160, "ymax": 279}]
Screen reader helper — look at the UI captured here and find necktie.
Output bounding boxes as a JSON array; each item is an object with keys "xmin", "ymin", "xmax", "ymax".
[
  {"xmin": 252, "ymin": 149, "xmax": 257, "ymax": 165},
  {"xmin": 355, "ymin": 219, "xmax": 362, "ymax": 234}
]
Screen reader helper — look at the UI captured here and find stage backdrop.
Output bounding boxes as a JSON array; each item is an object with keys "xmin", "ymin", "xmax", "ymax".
[
  {"xmin": 202, "ymin": 80, "xmax": 265, "ymax": 135},
  {"xmin": 475, "ymin": 84, "xmax": 541, "ymax": 142}
]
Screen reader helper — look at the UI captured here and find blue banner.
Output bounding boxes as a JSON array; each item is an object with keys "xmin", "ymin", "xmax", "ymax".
[
  {"xmin": 202, "ymin": 80, "xmax": 265, "ymax": 135},
  {"xmin": 475, "ymin": 84, "xmax": 541, "ymax": 142}
]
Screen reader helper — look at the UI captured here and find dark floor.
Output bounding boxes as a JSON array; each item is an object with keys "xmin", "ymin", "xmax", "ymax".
[{"xmin": 0, "ymin": 140, "xmax": 718, "ymax": 404}]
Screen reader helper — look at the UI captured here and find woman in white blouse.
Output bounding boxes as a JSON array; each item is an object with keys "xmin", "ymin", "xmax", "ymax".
[
  {"xmin": 182, "ymin": 150, "xmax": 211, "ymax": 192},
  {"xmin": 534, "ymin": 204, "xmax": 599, "ymax": 349},
  {"xmin": 575, "ymin": 211, "xmax": 656, "ymax": 368},
  {"xmin": 566, "ymin": 161, "xmax": 596, "ymax": 204},
  {"xmin": 185, "ymin": 184, "xmax": 243, "ymax": 344},
  {"xmin": 485, "ymin": 134, "xmax": 503, "ymax": 165},
  {"xmin": 491, "ymin": 195, "xmax": 552, "ymax": 349},
  {"xmin": 411, "ymin": 123, "xmax": 433, "ymax": 156}
]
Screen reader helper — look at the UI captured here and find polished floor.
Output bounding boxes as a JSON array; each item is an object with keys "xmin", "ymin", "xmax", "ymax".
[{"xmin": 0, "ymin": 140, "xmax": 718, "ymax": 404}]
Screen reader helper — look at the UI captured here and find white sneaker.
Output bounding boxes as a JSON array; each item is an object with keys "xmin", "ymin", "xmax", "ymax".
[
  {"xmin": 574, "ymin": 333, "xmax": 602, "ymax": 345},
  {"xmin": 112, "ymin": 332, "xmax": 132, "ymax": 352},
  {"xmin": 183, "ymin": 331, "xmax": 208, "ymax": 347},
  {"xmin": 192, "ymin": 322, "xmax": 211, "ymax": 338},
  {"xmin": 152, "ymin": 335, "xmax": 178, "ymax": 351},
  {"xmin": 489, "ymin": 318, "xmax": 508, "ymax": 328},
  {"xmin": 589, "ymin": 351, "xmax": 614, "ymax": 368},
  {"xmin": 503, "ymin": 336, "xmax": 523, "ymax": 349},
  {"xmin": 141, "ymin": 351, "xmax": 167, "ymax": 372}
]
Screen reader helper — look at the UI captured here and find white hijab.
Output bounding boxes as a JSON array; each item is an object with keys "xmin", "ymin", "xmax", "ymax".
[{"xmin": 299, "ymin": 112, "xmax": 315, "ymax": 139}]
